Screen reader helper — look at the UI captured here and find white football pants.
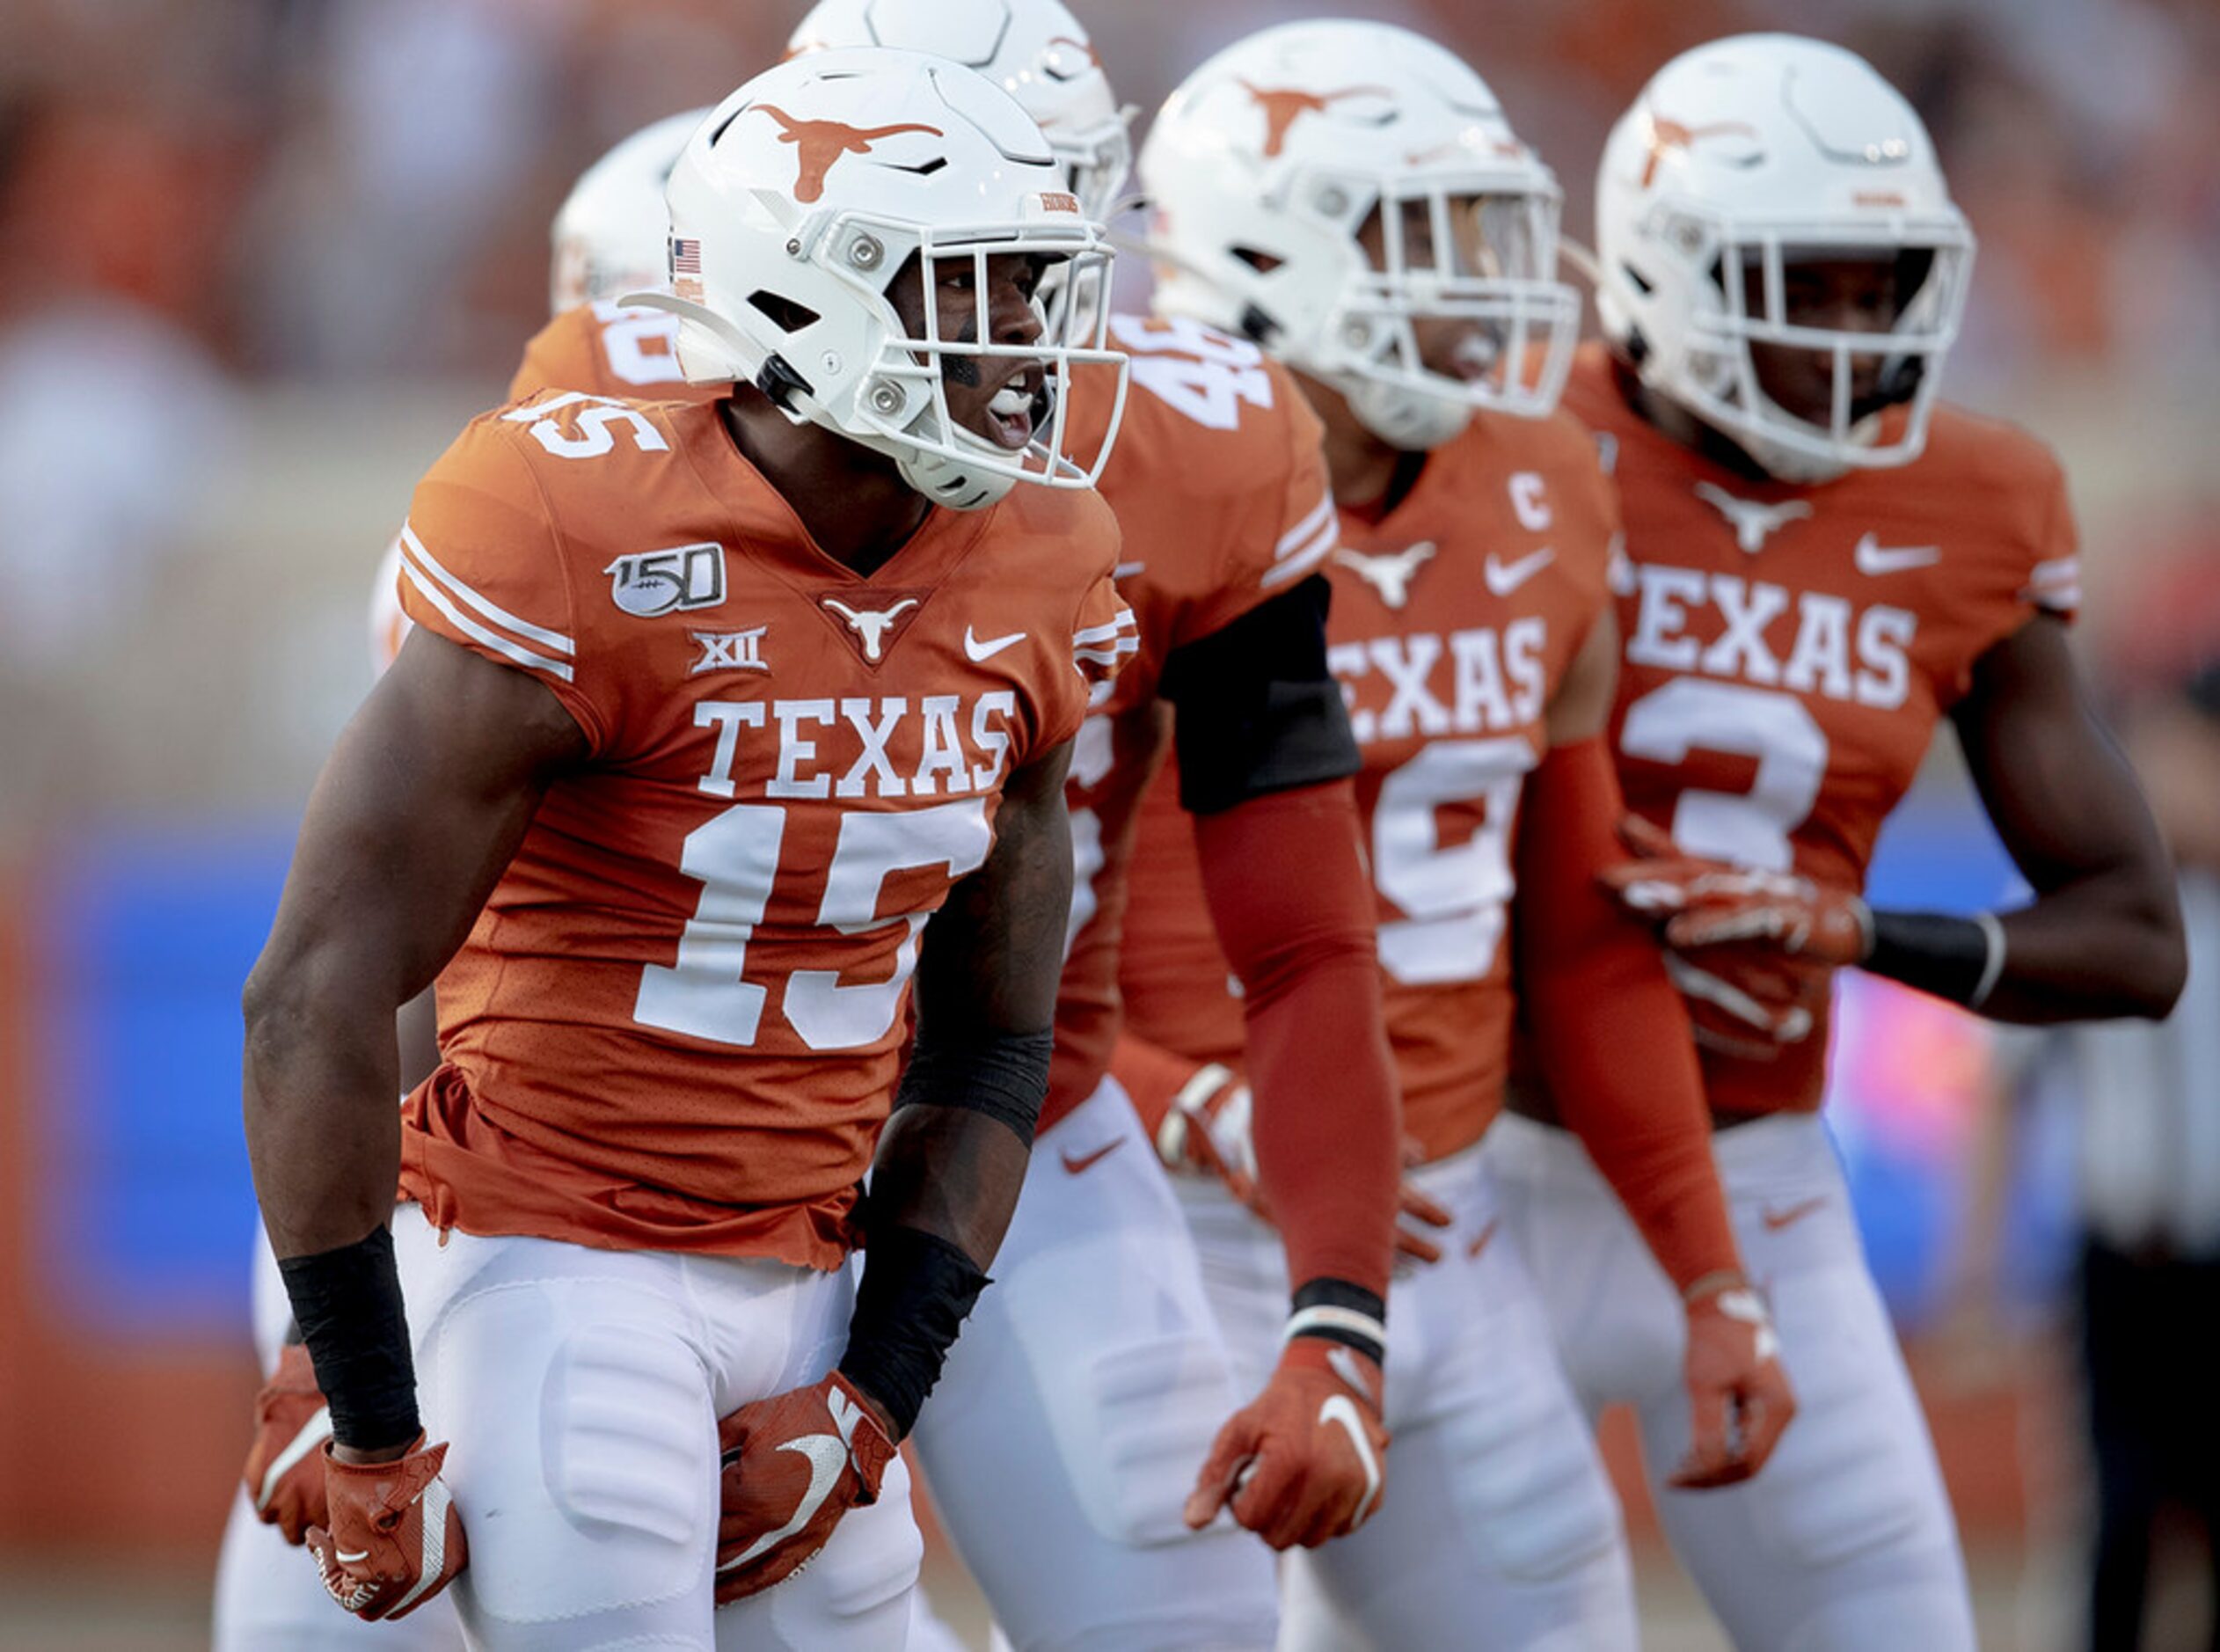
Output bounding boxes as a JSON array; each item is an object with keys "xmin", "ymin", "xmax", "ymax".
[
  {"xmin": 1487, "ymin": 1110, "xmax": 1978, "ymax": 1652},
  {"xmin": 1179, "ymin": 1143, "xmax": 1639, "ymax": 1651},
  {"xmin": 911, "ymin": 1078, "xmax": 1282, "ymax": 1651}
]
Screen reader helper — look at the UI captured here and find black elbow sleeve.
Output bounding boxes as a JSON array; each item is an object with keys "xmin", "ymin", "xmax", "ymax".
[{"xmin": 1159, "ymin": 576, "xmax": 1360, "ymax": 816}]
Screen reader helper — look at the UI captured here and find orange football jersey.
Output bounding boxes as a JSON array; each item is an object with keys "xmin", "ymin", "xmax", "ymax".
[
  {"xmin": 369, "ymin": 303, "xmax": 724, "ymax": 676},
  {"xmin": 508, "ymin": 298, "xmax": 712, "ymax": 404},
  {"xmin": 392, "ymin": 388, "xmax": 1129, "ymax": 1268},
  {"xmin": 1120, "ymin": 406, "xmax": 1620, "ymax": 1159},
  {"xmin": 1040, "ymin": 314, "xmax": 1337, "ymax": 1132},
  {"xmin": 1560, "ymin": 342, "xmax": 2079, "ymax": 1115}
]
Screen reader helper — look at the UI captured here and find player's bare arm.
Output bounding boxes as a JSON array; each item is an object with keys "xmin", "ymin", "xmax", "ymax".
[
  {"xmin": 1940, "ymin": 616, "xmax": 2184, "ymax": 1020},
  {"xmin": 1618, "ymin": 617, "xmax": 2186, "ymax": 1024},
  {"xmin": 243, "ymin": 627, "xmax": 583, "ymax": 1443},
  {"xmin": 240, "ymin": 627, "xmax": 580, "ymax": 1617},
  {"xmin": 713, "ymin": 740, "xmax": 1077, "ymax": 1601},
  {"xmin": 863, "ymin": 735, "xmax": 1074, "ymax": 1272}
]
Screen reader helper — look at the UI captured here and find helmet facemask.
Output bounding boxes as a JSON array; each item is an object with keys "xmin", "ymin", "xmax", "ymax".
[
  {"xmin": 1647, "ymin": 208, "xmax": 1973, "ymax": 480},
  {"xmin": 856, "ymin": 219, "xmax": 1127, "ymax": 508},
  {"xmin": 1309, "ymin": 177, "xmax": 1581, "ymax": 448}
]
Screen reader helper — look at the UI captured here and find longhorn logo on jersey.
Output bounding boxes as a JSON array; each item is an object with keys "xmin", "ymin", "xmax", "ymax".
[
  {"xmin": 751, "ymin": 106, "xmax": 945, "ymax": 203},
  {"xmin": 1336, "ymin": 542, "xmax": 1436, "ymax": 610},
  {"xmin": 819, "ymin": 591, "xmax": 928, "ymax": 663},
  {"xmin": 607, "ymin": 544, "xmax": 727, "ymax": 618},
  {"xmin": 1236, "ymin": 80, "xmax": 1391, "ymax": 157},
  {"xmin": 1694, "ymin": 483, "xmax": 1813, "ymax": 554}
]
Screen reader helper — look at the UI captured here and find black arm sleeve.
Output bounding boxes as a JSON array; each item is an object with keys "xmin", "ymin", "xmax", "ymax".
[{"xmin": 1157, "ymin": 575, "xmax": 1361, "ymax": 816}]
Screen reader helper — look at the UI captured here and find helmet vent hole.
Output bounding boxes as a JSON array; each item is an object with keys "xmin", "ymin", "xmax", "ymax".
[
  {"xmin": 1230, "ymin": 246, "xmax": 1285, "ymax": 274},
  {"xmin": 749, "ymin": 290, "xmax": 822, "ymax": 333},
  {"xmin": 1621, "ymin": 264, "xmax": 1654, "ymax": 296}
]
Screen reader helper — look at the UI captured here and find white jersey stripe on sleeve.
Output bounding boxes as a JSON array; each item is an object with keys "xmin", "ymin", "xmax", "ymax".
[
  {"xmin": 1274, "ymin": 493, "xmax": 1336, "ymax": 559},
  {"xmin": 1261, "ymin": 513, "xmax": 1340, "ymax": 588},
  {"xmin": 398, "ymin": 556, "xmax": 577, "ymax": 683},
  {"xmin": 399, "ymin": 524, "xmax": 575, "ymax": 656}
]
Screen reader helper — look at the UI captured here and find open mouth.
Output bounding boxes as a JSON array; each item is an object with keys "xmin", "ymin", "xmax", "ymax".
[{"xmin": 981, "ymin": 368, "xmax": 1048, "ymax": 451}]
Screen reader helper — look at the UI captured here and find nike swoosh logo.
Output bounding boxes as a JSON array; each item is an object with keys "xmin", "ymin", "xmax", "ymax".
[
  {"xmin": 1465, "ymin": 1217, "xmax": 1500, "ymax": 1261},
  {"xmin": 1484, "ymin": 546, "xmax": 1554, "ymax": 596},
  {"xmin": 1761, "ymin": 1195, "xmax": 1827, "ymax": 1232},
  {"xmin": 334, "ymin": 1548, "xmax": 371, "ymax": 1565},
  {"xmin": 1853, "ymin": 533, "xmax": 1939, "ymax": 575},
  {"xmin": 719, "ymin": 1432, "xmax": 846, "ymax": 1573},
  {"xmin": 1317, "ymin": 1394, "xmax": 1384, "ymax": 1524},
  {"xmin": 1060, "ymin": 1137, "xmax": 1125, "ymax": 1176},
  {"xmin": 964, "ymin": 625, "xmax": 1027, "ymax": 662}
]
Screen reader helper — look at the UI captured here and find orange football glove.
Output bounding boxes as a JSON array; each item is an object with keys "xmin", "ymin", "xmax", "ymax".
[
  {"xmin": 241, "ymin": 1341, "xmax": 332, "ymax": 1546},
  {"xmin": 1603, "ymin": 816, "xmax": 1871, "ymax": 965},
  {"xmin": 1157, "ymin": 1066, "xmax": 1451, "ymax": 1264},
  {"xmin": 1669, "ymin": 1278, "xmax": 1797, "ymax": 1490},
  {"xmin": 1661, "ymin": 947, "xmax": 1832, "ymax": 1062},
  {"xmin": 304, "ymin": 1435, "xmax": 467, "ymax": 1621},
  {"xmin": 1184, "ymin": 1339, "xmax": 1388, "ymax": 1550},
  {"xmin": 714, "ymin": 1371, "xmax": 896, "ymax": 1604}
]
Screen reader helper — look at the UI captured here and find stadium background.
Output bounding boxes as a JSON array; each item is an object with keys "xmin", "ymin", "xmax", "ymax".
[{"xmin": 1, "ymin": 0, "xmax": 2215, "ymax": 1643}]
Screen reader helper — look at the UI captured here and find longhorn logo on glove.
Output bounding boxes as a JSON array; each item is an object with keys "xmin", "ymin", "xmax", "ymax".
[{"xmin": 752, "ymin": 106, "xmax": 945, "ymax": 203}]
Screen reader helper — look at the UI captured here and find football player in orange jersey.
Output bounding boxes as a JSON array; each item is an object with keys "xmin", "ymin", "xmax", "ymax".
[
  {"xmin": 1112, "ymin": 20, "xmax": 1793, "ymax": 1648},
  {"xmin": 216, "ymin": 107, "xmax": 722, "ymax": 1652},
  {"xmin": 1487, "ymin": 34, "xmax": 2186, "ymax": 1650},
  {"xmin": 241, "ymin": 48, "xmax": 1136, "ymax": 1649},
  {"xmin": 785, "ymin": 5, "xmax": 1409, "ymax": 1646}
]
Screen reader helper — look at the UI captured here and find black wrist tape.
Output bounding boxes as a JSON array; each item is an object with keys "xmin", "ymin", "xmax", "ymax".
[
  {"xmin": 1288, "ymin": 1276, "xmax": 1388, "ymax": 1364},
  {"xmin": 1866, "ymin": 910, "xmax": 1995, "ymax": 1007},
  {"xmin": 894, "ymin": 1027, "xmax": 1054, "ymax": 1148},
  {"xmin": 838, "ymin": 1223, "xmax": 990, "ymax": 1441},
  {"xmin": 276, "ymin": 1224, "xmax": 420, "ymax": 1451}
]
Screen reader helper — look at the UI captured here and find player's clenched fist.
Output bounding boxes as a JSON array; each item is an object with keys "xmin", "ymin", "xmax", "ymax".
[
  {"xmin": 1669, "ymin": 1278, "xmax": 1797, "ymax": 1490},
  {"xmin": 305, "ymin": 1436, "xmax": 467, "ymax": 1620},
  {"xmin": 241, "ymin": 1341, "xmax": 332, "ymax": 1545},
  {"xmin": 715, "ymin": 1371, "xmax": 896, "ymax": 1603},
  {"xmin": 1184, "ymin": 1338, "xmax": 1388, "ymax": 1550}
]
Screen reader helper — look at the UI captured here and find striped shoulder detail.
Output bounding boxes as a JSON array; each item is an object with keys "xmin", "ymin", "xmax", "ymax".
[
  {"xmin": 397, "ymin": 523, "xmax": 578, "ymax": 682},
  {"xmin": 1262, "ymin": 490, "xmax": 1340, "ymax": 589},
  {"xmin": 1073, "ymin": 601, "xmax": 1141, "ymax": 703},
  {"xmin": 2021, "ymin": 555, "xmax": 2081, "ymax": 616}
]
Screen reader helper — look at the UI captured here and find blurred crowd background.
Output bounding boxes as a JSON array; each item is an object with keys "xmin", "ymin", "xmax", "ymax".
[{"xmin": 1, "ymin": 0, "xmax": 2216, "ymax": 1646}]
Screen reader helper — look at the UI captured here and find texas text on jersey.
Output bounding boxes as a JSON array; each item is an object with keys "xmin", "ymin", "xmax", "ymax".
[
  {"xmin": 393, "ymin": 386, "xmax": 1129, "ymax": 1267},
  {"xmin": 1119, "ymin": 401, "xmax": 1618, "ymax": 1159},
  {"xmin": 1043, "ymin": 313, "xmax": 1339, "ymax": 1128},
  {"xmin": 1561, "ymin": 340, "xmax": 2078, "ymax": 1114}
]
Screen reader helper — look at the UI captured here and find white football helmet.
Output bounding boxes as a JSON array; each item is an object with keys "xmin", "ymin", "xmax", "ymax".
[
  {"xmin": 1595, "ymin": 33, "xmax": 1975, "ymax": 481},
  {"xmin": 1139, "ymin": 19, "xmax": 1581, "ymax": 450},
  {"xmin": 549, "ymin": 109, "xmax": 708, "ymax": 315},
  {"xmin": 787, "ymin": 0, "xmax": 1132, "ymax": 224},
  {"xmin": 632, "ymin": 48, "xmax": 1127, "ymax": 512}
]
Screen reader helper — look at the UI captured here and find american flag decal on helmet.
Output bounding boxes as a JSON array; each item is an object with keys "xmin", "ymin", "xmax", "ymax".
[{"xmin": 671, "ymin": 238, "xmax": 703, "ymax": 276}]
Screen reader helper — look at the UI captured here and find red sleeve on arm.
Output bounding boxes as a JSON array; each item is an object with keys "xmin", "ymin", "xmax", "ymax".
[
  {"xmin": 1516, "ymin": 738, "xmax": 1743, "ymax": 1293},
  {"xmin": 1194, "ymin": 778, "xmax": 1398, "ymax": 1298}
]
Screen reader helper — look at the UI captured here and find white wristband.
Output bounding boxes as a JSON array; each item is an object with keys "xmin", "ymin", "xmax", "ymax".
[
  {"xmin": 1968, "ymin": 911, "xmax": 2007, "ymax": 1010},
  {"xmin": 1284, "ymin": 1305, "xmax": 1387, "ymax": 1349}
]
